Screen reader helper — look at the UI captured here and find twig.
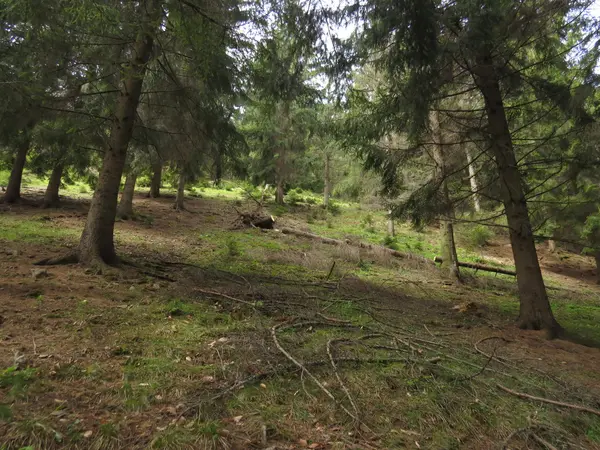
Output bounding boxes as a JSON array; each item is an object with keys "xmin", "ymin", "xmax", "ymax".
[
  {"xmin": 501, "ymin": 428, "xmax": 529, "ymax": 449},
  {"xmin": 211, "ymin": 355, "xmax": 417, "ymax": 401},
  {"xmin": 32, "ymin": 338, "xmax": 37, "ymax": 355},
  {"xmin": 456, "ymin": 345, "xmax": 496, "ymax": 382},
  {"xmin": 531, "ymin": 433, "xmax": 558, "ymax": 450},
  {"xmin": 496, "ymin": 384, "xmax": 600, "ymax": 417},
  {"xmin": 326, "ymin": 260, "xmax": 336, "ymax": 280},
  {"xmin": 327, "ymin": 338, "xmax": 360, "ymax": 422},
  {"xmin": 195, "ymin": 288, "xmax": 257, "ymax": 309},
  {"xmin": 317, "ymin": 312, "xmax": 351, "ymax": 324},
  {"xmin": 271, "ymin": 323, "xmax": 359, "ymax": 422}
]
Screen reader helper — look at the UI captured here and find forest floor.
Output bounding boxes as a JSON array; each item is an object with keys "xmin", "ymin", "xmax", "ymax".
[{"xmin": 1, "ymin": 187, "xmax": 600, "ymax": 449}]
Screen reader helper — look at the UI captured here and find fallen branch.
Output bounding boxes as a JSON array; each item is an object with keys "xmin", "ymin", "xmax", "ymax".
[
  {"xmin": 496, "ymin": 384, "xmax": 600, "ymax": 417},
  {"xmin": 195, "ymin": 288, "xmax": 257, "ymax": 309},
  {"xmin": 327, "ymin": 338, "xmax": 360, "ymax": 421},
  {"xmin": 271, "ymin": 322, "xmax": 359, "ymax": 422},
  {"xmin": 434, "ymin": 257, "xmax": 516, "ymax": 276},
  {"xmin": 531, "ymin": 433, "xmax": 558, "ymax": 450},
  {"xmin": 211, "ymin": 355, "xmax": 425, "ymax": 401},
  {"xmin": 280, "ymin": 228, "xmax": 434, "ymax": 265}
]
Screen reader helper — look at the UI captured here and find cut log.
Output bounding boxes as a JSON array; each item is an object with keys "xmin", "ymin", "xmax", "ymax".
[
  {"xmin": 252, "ymin": 216, "xmax": 275, "ymax": 229},
  {"xmin": 233, "ymin": 208, "xmax": 275, "ymax": 230},
  {"xmin": 434, "ymin": 256, "xmax": 516, "ymax": 276},
  {"xmin": 280, "ymin": 228, "xmax": 434, "ymax": 265}
]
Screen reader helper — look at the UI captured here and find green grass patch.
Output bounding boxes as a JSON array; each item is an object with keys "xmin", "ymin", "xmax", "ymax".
[{"xmin": 0, "ymin": 215, "xmax": 79, "ymax": 243}]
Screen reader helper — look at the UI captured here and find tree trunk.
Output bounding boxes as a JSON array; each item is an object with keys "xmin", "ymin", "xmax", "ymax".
[
  {"xmin": 43, "ymin": 163, "xmax": 64, "ymax": 208},
  {"xmin": 3, "ymin": 137, "xmax": 31, "ymax": 204},
  {"xmin": 464, "ymin": 145, "xmax": 482, "ymax": 213},
  {"xmin": 149, "ymin": 160, "xmax": 162, "ymax": 198},
  {"xmin": 275, "ymin": 102, "xmax": 289, "ymax": 205},
  {"xmin": 595, "ymin": 251, "xmax": 600, "ymax": 285},
  {"xmin": 387, "ymin": 209, "xmax": 395, "ymax": 236},
  {"xmin": 431, "ymin": 110, "xmax": 460, "ymax": 281},
  {"xmin": 77, "ymin": 5, "xmax": 157, "ymax": 265},
  {"xmin": 547, "ymin": 240, "xmax": 556, "ymax": 253},
  {"xmin": 323, "ymin": 153, "xmax": 331, "ymax": 208},
  {"xmin": 175, "ymin": 169, "xmax": 186, "ymax": 211},
  {"xmin": 475, "ymin": 60, "xmax": 560, "ymax": 336},
  {"xmin": 117, "ymin": 171, "xmax": 137, "ymax": 219}
]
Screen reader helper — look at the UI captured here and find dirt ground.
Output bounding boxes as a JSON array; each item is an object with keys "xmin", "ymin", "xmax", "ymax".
[{"xmin": 1, "ymin": 193, "xmax": 600, "ymax": 449}]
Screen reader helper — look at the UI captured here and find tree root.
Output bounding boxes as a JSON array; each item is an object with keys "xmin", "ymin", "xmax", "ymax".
[{"xmin": 34, "ymin": 253, "xmax": 79, "ymax": 266}]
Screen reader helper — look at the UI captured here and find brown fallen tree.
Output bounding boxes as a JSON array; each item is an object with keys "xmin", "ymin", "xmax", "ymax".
[
  {"xmin": 433, "ymin": 256, "xmax": 516, "ymax": 276},
  {"xmin": 280, "ymin": 228, "xmax": 434, "ymax": 265}
]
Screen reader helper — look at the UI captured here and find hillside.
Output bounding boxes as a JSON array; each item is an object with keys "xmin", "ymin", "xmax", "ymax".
[{"xmin": 1, "ymin": 187, "xmax": 599, "ymax": 449}]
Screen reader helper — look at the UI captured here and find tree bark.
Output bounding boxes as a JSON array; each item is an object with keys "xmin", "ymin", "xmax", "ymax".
[
  {"xmin": 595, "ymin": 251, "xmax": 600, "ymax": 285},
  {"xmin": 117, "ymin": 171, "xmax": 137, "ymax": 219},
  {"xmin": 323, "ymin": 153, "xmax": 331, "ymax": 208},
  {"xmin": 475, "ymin": 60, "xmax": 560, "ymax": 336},
  {"xmin": 77, "ymin": 4, "xmax": 157, "ymax": 265},
  {"xmin": 275, "ymin": 102, "xmax": 289, "ymax": 205},
  {"xmin": 149, "ymin": 160, "xmax": 162, "ymax": 198},
  {"xmin": 431, "ymin": 110, "xmax": 460, "ymax": 281},
  {"xmin": 43, "ymin": 163, "xmax": 64, "ymax": 208},
  {"xmin": 464, "ymin": 145, "xmax": 482, "ymax": 212},
  {"xmin": 175, "ymin": 169, "xmax": 186, "ymax": 211},
  {"xmin": 387, "ymin": 209, "xmax": 395, "ymax": 236},
  {"xmin": 3, "ymin": 136, "xmax": 31, "ymax": 204}
]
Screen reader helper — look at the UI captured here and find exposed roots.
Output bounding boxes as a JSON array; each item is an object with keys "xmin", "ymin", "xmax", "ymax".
[{"xmin": 34, "ymin": 253, "xmax": 79, "ymax": 266}]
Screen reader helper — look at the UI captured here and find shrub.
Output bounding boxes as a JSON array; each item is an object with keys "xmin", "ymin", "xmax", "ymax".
[
  {"xmin": 468, "ymin": 225, "xmax": 494, "ymax": 247},
  {"xmin": 382, "ymin": 235, "xmax": 399, "ymax": 250},
  {"xmin": 285, "ymin": 190, "xmax": 302, "ymax": 206},
  {"xmin": 225, "ymin": 236, "xmax": 242, "ymax": 257},
  {"xmin": 327, "ymin": 200, "xmax": 341, "ymax": 215}
]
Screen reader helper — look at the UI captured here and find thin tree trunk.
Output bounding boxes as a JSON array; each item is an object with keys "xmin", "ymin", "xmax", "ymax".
[
  {"xmin": 323, "ymin": 153, "xmax": 331, "ymax": 208},
  {"xmin": 464, "ymin": 145, "xmax": 482, "ymax": 212},
  {"xmin": 214, "ymin": 152, "xmax": 223, "ymax": 187},
  {"xmin": 475, "ymin": 60, "xmax": 560, "ymax": 336},
  {"xmin": 175, "ymin": 169, "xmax": 186, "ymax": 211},
  {"xmin": 595, "ymin": 250, "xmax": 600, "ymax": 285},
  {"xmin": 117, "ymin": 171, "xmax": 137, "ymax": 219},
  {"xmin": 43, "ymin": 163, "xmax": 64, "ymax": 208},
  {"xmin": 77, "ymin": 4, "xmax": 157, "ymax": 266},
  {"xmin": 431, "ymin": 110, "xmax": 460, "ymax": 281},
  {"xmin": 387, "ymin": 210, "xmax": 395, "ymax": 236},
  {"xmin": 275, "ymin": 102, "xmax": 289, "ymax": 205},
  {"xmin": 3, "ymin": 137, "xmax": 31, "ymax": 204},
  {"xmin": 149, "ymin": 160, "xmax": 162, "ymax": 198}
]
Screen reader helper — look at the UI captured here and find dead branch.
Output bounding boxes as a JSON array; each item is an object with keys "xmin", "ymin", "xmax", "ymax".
[
  {"xmin": 271, "ymin": 322, "xmax": 359, "ymax": 422},
  {"xmin": 531, "ymin": 433, "xmax": 558, "ymax": 450},
  {"xmin": 434, "ymin": 256, "xmax": 516, "ymax": 276},
  {"xmin": 195, "ymin": 288, "xmax": 257, "ymax": 309},
  {"xmin": 280, "ymin": 228, "xmax": 434, "ymax": 265},
  {"xmin": 496, "ymin": 384, "xmax": 600, "ymax": 417},
  {"xmin": 211, "ymin": 355, "xmax": 422, "ymax": 401},
  {"xmin": 327, "ymin": 338, "xmax": 360, "ymax": 421},
  {"xmin": 474, "ymin": 336, "xmax": 514, "ymax": 368}
]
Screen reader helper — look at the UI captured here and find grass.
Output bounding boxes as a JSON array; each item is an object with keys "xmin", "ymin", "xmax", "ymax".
[
  {"xmin": 2, "ymin": 190, "xmax": 600, "ymax": 449},
  {"xmin": 0, "ymin": 214, "xmax": 79, "ymax": 244}
]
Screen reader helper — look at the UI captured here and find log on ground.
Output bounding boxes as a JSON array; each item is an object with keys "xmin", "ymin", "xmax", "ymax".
[
  {"xmin": 434, "ymin": 256, "xmax": 516, "ymax": 276},
  {"xmin": 280, "ymin": 228, "xmax": 434, "ymax": 265}
]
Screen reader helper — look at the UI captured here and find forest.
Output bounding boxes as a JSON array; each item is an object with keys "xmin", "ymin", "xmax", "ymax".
[{"xmin": 1, "ymin": 0, "xmax": 600, "ymax": 448}]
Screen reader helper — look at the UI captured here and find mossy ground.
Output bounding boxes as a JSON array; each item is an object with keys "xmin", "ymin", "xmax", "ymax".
[{"xmin": 1, "ymin": 187, "xmax": 599, "ymax": 449}]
